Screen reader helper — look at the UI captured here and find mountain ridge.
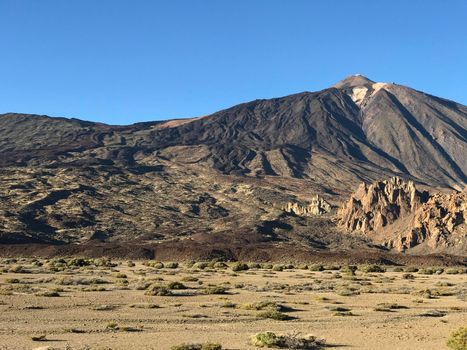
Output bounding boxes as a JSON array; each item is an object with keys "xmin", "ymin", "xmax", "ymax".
[{"xmin": 0, "ymin": 76, "xmax": 465, "ymax": 260}]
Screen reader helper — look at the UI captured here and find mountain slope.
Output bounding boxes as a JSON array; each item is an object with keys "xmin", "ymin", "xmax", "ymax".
[
  {"xmin": 0, "ymin": 75, "xmax": 465, "ymax": 259},
  {"xmin": 2, "ymin": 75, "xmax": 464, "ymax": 189}
]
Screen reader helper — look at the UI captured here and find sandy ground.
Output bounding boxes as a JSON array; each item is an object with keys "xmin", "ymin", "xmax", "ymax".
[{"xmin": 0, "ymin": 259, "xmax": 465, "ymax": 350}]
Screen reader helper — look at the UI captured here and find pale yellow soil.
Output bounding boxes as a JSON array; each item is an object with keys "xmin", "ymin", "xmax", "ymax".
[{"xmin": 0, "ymin": 260, "xmax": 465, "ymax": 350}]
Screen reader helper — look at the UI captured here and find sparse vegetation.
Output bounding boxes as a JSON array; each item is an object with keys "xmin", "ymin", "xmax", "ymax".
[
  {"xmin": 31, "ymin": 334, "xmax": 47, "ymax": 341},
  {"xmin": 357, "ymin": 264, "xmax": 385, "ymax": 273},
  {"xmin": 251, "ymin": 332, "xmax": 324, "ymax": 349},
  {"xmin": 257, "ymin": 309, "xmax": 292, "ymax": 321},
  {"xmin": 167, "ymin": 281, "xmax": 187, "ymax": 290},
  {"xmin": 165, "ymin": 262, "xmax": 179, "ymax": 269},
  {"xmin": 447, "ymin": 327, "xmax": 467, "ymax": 350},
  {"xmin": 374, "ymin": 303, "xmax": 408, "ymax": 312},
  {"xmin": 231, "ymin": 262, "xmax": 249, "ymax": 272},
  {"xmin": 308, "ymin": 264, "xmax": 324, "ymax": 271},
  {"xmin": 36, "ymin": 290, "xmax": 60, "ymax": 297},
  {"xmin": 203, "ymin": 285, "xmax": 228, "ymax": 295},
  {"xmin": 182, "ymin": 276, "xmax": 199, "ymax": 282},
  {"xmin": 145, "ymin": 284, "xmax": 173, "ymax": 296},
  {"xmin": 171, "ymin": 343, "xmax": 222, "ymax": 350},
  {"xmin": 272, "ymin": 264, "xmax": 284, "ymax": 272},
  {"xmin": 0, "ymin": 258, "xmax": 464, "ymax": 349}
]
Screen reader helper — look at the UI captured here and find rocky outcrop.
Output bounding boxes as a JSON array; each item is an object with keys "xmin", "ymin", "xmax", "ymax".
[
  {"xmin": 391, "ymin": 191, "xmax": 466, "ymax": 251},
  {"xmin": 339, "ymin": 177, "xmax": 466, "ymax": 253},
  {"xmin": 339, "ymin": 177, "xmax": 429, "ymax": 232},
  {"xmin": 284, "ymin": 195, "xmax": 332, "ymax": 216}
]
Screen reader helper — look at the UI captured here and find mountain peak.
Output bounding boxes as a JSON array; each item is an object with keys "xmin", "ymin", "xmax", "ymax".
[{"xmin": 333, "ymin": 74, "xmax": 375, "ymax": 89}]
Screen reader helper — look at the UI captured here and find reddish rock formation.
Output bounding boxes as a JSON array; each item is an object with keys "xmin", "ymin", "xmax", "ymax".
[
  {"xmin": 392, "ymin": 191, "xmax": 466, "ymax": 251},
  {"xmin": 339, "ymin": 177, "xmax": 466, "ymax": 253}
]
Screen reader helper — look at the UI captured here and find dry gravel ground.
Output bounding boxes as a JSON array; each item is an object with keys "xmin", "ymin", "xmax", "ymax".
[{"xmin": 0, "ymin": 259, "xmax": 465, "ymax": 350}]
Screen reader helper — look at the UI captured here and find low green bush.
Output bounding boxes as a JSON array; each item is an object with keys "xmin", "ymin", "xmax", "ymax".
[
  {"xmin": 357, "ymin": 264, "xmax": 385, "ymax": 273},
  {"xmin": 231, "ymin": 262, "xmax": 249, "ymax": 272},
  {"xmin": 447, "ymin": 326, "xmax": 467, "ymax": 350}
]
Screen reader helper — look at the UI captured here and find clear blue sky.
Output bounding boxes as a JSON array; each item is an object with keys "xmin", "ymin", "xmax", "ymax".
[{"xmin": 1, "ymin": 0, "xmax": 466, "ymax": 124}]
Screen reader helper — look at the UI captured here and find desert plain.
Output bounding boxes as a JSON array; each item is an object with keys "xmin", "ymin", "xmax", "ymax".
[{"xmin": 0, "ymin": 258, "xmax": 465, "ymax": 350}]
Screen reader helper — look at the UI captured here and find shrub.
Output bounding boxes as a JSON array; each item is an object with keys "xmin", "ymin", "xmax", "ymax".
[
  {"xmin": 31, "ymin": 334, "xmax": 47, "ymax": 341},
  {"xmin": 340, "ymin": 266, "xmax": 357, "ymax": 275},
  {"xmin": 248, "ymin": 263, "xmax": 261, "ymax": 269},
  {"xmin": 5, "ymin": 278, "xmax": 20, "ymax": 284},
  {"xmin": 419, "ymin": 309, "xmax": 447, "ymax": 317},
  {"xmin": 66, "ymin": 258, "xmax": 91, "ymax": 267},
  {"xmin": 326, "ymin": 306, "xmax": 350, "ymax": 312},
  {"xmin": 143, "ymin": 260, "xmax": 164, "ymax": 269},
  {"xmin": 357, "ymin": 264, "xmax": 385, "ymax": 273},
  {"xmin": 243, "ymin": 301, "xmax": 284, "ymax": 311},
  {"xmin": 374, "ymin": 303, "xmax": 407, "ymax": 312},
  {"xmin": 133, "ymin": 279, "xmax": 152, "ymax": 290},
  {"xmin": 413, "ymin": 289, "xmax": 436, "ymax": 299},
  {"xmin": 392, "ymin": 267, "xmax": 404, "ymax": 272},
  {"xmin": 93, "ymin": 258, "xmax": 116, "ymax": 267},
  {"xmin": 171, "ymin": 343, "xmax": 222, "ymax": 350},
  {"xmin": 405, "ymin": 266, "xmax": 419, "ymax": 272},
  {"xmin": 231, "ymin": 262, "xmax": 249, "ymax": 272},
  {"xmin": 402, "ymin": 273, "xmax": 415, "ymax": 280},
  {"xmin": 165, "ymin": 262, "xmax": 179, "ymax": 269},
  {"xmin": 152, "ymin": 262, "xmax": 164, "ymax": 269},
  {"xmin": 8, "ymin": 265, "xmax": 25, "ymax": 273},
  {"xmin": 256, "ymin": 309, "xmax": 292, "ymax": 321},
  {"xmin": 333, "ymin": 311, "xmax": 355, "ymax": 316},
  {"xmin": 213, "ymin": 262, "xmax": 227, "ymax": 269},
  {"xmin": 335, "ymin": 287, "xmax": 360, "ymax": 297},
  {"xmin": 308, "ymin": 264, "xmax": 324, "ymax": 272},
  {"xmin": 184, "ymin": 261, "xmax": 195, "ymax": 268},
  {"xmin": 182, "ymin": 276, "xmax": 199, "ymax": 282},
  {"xmin": 36, "ymin": 290, "xmax": 60, "ymax": 297},
  {"xmin": 57, "ymin": 277, "xmax": 108, "ymax": 285},
  {"xmin": 127, "ymin": 261, "xmax": 136, "ymax": 267},
  {"xmin": 203, "ymin": 285, "xmax": 228, "ymax": 295},
  {"xmin": 419, "ymin": 268, "xmax": 444, "ymax": 275},
  {"xmin": 221, "ymin": 301, "xmax": 237, "ymax": 308},
  {"xmin": 251, "ymin": 332, "xmax": 324, "ymax": 349},
  {"xmin": 92, "ymin": 304, "xmax": 118, "ymax": 311},
  {"xmin": 167, "ymin": 281, "xmax": 187, "ymax": 290},
  {"xmin": 261, "ymin": 263, "xmax": 273, "ymax": 269},
  {"xmin": 193, "ymin": 262, "xmax": 209, "ymax": 270},
  {"xmin": 145, "ymin": 284, "xmax": 173, "ymax": 296},
  {"xmin": 64, "ymin": 328, "xmax": 86, "ymax": 333},
  {"xmin": 251, "ymin": 332, "xmax": 278, "ymax": 347},
  {"xmin": 272, "ymin": 264, "xmax": 284, "ymax": 272},
  {"xmin": 447, "ymin": 327, "xmax": 467, "ymax": 350},
  {"xmin": 106, "ymin": 322, "xmax": 118, "ymax": 330},
  {"xmin": 129, "ymin": 303, "xmax": 159, "ymax": 309}
]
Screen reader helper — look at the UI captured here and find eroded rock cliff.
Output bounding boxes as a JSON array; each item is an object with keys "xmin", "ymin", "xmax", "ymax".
[{"xmin": 339, "ymin": 177, "xmax": 466, "ymax": 253}]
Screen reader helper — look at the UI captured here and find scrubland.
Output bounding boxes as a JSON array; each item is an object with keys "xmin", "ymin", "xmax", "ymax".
[{"xmin": 0, "ymin": 258, "xmax": 465, "ymax": 350}]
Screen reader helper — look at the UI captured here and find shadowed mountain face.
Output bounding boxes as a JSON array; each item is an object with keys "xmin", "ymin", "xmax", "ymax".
[
  {"xmin": 2, "ymin": 76, "xmax": 466, "ymax": 189},
  {"xmin": 0, "ymin": 76, "xmax": 465, "ymax": 259}
]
